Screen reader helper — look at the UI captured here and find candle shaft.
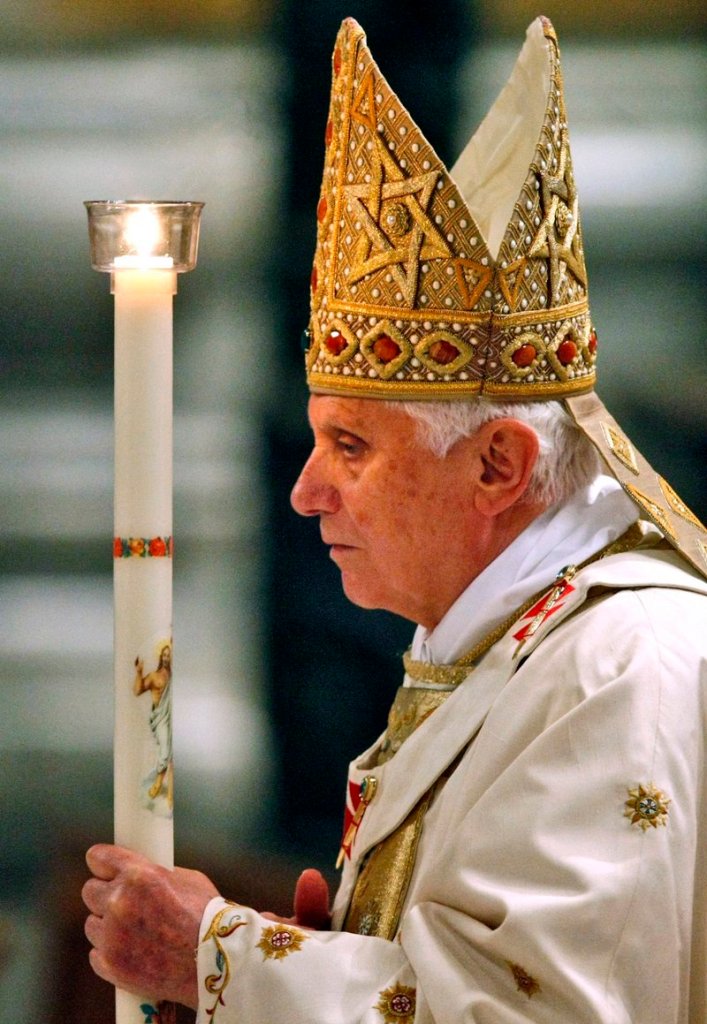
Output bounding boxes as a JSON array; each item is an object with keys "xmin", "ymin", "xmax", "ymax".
[{"xmin": 114, "ymin": 268, "xmax": 176, "ymax": 1022}]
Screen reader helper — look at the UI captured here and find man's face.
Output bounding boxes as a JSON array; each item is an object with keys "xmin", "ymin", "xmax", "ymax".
[{"xmin": 290, "ymin": 395, "xmax": 488, "ymax": 628}]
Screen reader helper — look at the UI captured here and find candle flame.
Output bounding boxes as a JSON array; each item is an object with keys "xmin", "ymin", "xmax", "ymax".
[{"xmin": 124, "ymin": 207, "xmax": 162, "ymax": 258}]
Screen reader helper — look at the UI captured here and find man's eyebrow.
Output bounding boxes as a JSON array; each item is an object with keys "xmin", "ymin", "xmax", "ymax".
[{"xmin": 315, "ymin": 418, "xmax": 367, "ymax": 438}]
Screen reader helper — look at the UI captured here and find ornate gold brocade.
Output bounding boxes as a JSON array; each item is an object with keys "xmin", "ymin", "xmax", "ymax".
[
  {"xmin": 342, "ymin": 786, "xmax": 436, "ymax": 939},
  {"xmin": 306, "ymin": 17, "xmax": 595, "ymax": 401},
  {"xmin": 566, "ymin": 394, "xmax": 707, "ymax": 580},
  {"xmin": 377, "ymin": 687, "xmax": 452, "ymax": 763}
]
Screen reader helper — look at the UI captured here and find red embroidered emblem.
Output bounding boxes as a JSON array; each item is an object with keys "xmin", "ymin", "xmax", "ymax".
[
  {"xmin": 512, "ymin": 581, "xmax": 575, "ymax": 643},
  {"xmin": 341, "ymin": 779, "xmax": 363, "ymax": 855},
  {"xmin": 512, "ymin": 568, "xmax": 578, "ymax": 658},
  {"xmin": 336, "ymin": 775, "xmax": 378, "ymax": 867}
]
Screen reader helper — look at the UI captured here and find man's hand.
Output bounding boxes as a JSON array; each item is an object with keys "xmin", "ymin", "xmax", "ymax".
[
  {"xmin": 82, "ymin": 844, "xmax": 219, "ymax": 1010},
  {"xmin": 262, "ymin": 868, "xmax": 331, "ymax": 930}
]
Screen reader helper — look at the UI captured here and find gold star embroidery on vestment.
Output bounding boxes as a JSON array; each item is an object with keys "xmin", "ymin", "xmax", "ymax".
[
  {"xmin": 256, "ymin": 923, "xmax": 308, "ymax": 961},
  {"xmin": 375, "ymin": 983, "xmax": 416, "ymax": 1022},
  {"xmin": 529, "ymin": 134, "xmax": 586, "ymax": 303},
  {"xmin": 624, "ymin": 783, "xmax": 671, "ymax": 830}
]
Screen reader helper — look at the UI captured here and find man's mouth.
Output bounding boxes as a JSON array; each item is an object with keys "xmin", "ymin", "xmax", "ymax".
[{"xmin": 326, "ymin": 541, "xmax": 356, "ymax": 556}]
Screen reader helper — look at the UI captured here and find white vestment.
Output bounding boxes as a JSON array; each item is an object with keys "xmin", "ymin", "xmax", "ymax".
[{"xmin": 196, "ymin": 476, "xmax": 707, "ymax": 1023}]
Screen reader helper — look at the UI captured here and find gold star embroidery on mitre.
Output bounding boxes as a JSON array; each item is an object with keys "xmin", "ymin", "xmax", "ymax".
[
  {"xmin": 528, "ymin": 134, "xmax": 586, "ymax": 303},
  {"xmin": 256, "ymin": 923, "xmax": 308, "ymax": 962},
  {"xmin": 624, "ymin": 783, "xmax": 671, "ymax": 830},
  {"xmin": 659, "ymin": 477, "xmax": 705, "ymax": 531},
  {"xmin": 624, "ymin": 484, "xmax": 677, "ymax": 541},
  {"xmin": 345, "ymin": 168, "xmax": 451, "ymax": 304},
  {"xmin": 601, "ymin": 422, "xmax": 639, "ymax": 475}
]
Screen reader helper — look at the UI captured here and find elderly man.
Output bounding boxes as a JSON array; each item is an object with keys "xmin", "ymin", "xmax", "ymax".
[{"xmin": 83, "ymin": 17, "xmax": 707, "ymax": 1023}]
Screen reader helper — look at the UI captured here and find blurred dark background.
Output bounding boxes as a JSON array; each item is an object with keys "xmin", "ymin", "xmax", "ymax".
[{"xmin": 0, "ymin": 0, "xmax": 704, "ymax": 1018}]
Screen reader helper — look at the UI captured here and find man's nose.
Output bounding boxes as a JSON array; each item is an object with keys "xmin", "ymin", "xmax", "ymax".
[{"xmin": 290, "ymin": 451, "xmax": 340, "ymax": 517}]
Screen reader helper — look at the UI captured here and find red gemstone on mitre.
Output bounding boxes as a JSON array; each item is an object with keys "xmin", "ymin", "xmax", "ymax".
[
  {"xmin": 310, "ymin": 266, "xmax": 318, "ymax": 293},
  {"xmin": 512, "ymin": 343, "xmax": 537, "ymax": 368},
  {"xmin": 333, "ymin": 47, "xmax": 342, "ymax": 76},
  {"xmin": 324, "ymin": 330, "xmax": 347, "ymax": 356},
  {"xmin": 325, "ymin": 120, "xmax": 334, "ymax": 147},
  {"xmin": 588, "ymin": 329, "xmax": 598, "ymax": 354},
  {"xmin": 372, "ymin": 335, "xmax": 401, "ymax": 364},
  {"xmin": 428, "ymin": 340, "xmax": 460, "ymax": 365},
  {"xmin": 557, "ymin": 339, "xmax": 578, "ymax": 365},
  {"xmin": 317, "ymin": 196, "xmax": 328, "ymax": 223}
]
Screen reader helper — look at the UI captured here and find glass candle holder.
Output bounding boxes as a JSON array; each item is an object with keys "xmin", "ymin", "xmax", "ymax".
[{"xmin": 85, "ymin": 200, "xmax": 204, "ymax": 272}]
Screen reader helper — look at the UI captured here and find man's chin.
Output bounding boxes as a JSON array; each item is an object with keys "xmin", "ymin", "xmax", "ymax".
[{"xmin": 339, "ymin": 571, "xmax": 381, "ymax": 612}]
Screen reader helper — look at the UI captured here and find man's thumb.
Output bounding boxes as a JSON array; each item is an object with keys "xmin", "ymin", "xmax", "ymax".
[{"xmin": 293, "ymin": 868, "xmax": 331, "ymax": 929}]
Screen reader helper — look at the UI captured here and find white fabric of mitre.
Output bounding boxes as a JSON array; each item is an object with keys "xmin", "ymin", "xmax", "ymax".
[
  {"xmin": 410, "ymin": 473, "xmax": 639, "ymax": 669},
  {"xmin": 450, "ymin": 17, "xmax": 549, "ymax": 259}
]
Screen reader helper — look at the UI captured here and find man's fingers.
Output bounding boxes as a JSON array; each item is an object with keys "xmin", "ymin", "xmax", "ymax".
[
  {"xmin": 84, "ymin": 912, "xmax": 104, "ymax": 947},
  {"xmin": 85, "ymin": 843, "xmax": 145, "ymax": 880},
  {"xmin": 293, "ymin": 868, "xmax": 331, "ymax": 929},
  {"xmin": 88, "ymin": 946, "xmax": 126, "ymax": 989},
  {"xmin": 82, "ymin": 877, "xmax": 110, "ymax": 916},
  {"xmin": 86, "ymin": 839, "xmax": 149, "ymax": 880},
  {"xmin": 88, "ymin": 947, "xmax": 109, "ymax": 980}
]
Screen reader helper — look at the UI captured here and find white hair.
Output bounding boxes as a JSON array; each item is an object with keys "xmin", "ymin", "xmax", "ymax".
[{"xmin": 391, "ymin": 398, "xmax": 601, "ymax": 507}]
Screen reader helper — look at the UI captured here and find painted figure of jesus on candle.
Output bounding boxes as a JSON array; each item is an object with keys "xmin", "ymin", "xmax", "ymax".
[{"xmin": 134, "ymin": 639, "xmax": 174, "ymax": 811}]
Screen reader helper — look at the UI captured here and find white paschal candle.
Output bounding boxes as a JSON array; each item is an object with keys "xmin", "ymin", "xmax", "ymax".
[
  {"xmin": 114, "ymin": 264, "xmax": 175, "ymax": 860},
  {"xmin": 86, "ymin": 199, "xmax": 202, "ymax": 1024},
  {"xmin": 113, "ymin": 263, "xmax": 177, "ymax": 1024}
]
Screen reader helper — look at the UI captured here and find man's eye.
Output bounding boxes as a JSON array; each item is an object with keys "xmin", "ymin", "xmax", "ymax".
[{"xmin": 337, "ymin": 435, "xmax": 364, "ymax": 456}]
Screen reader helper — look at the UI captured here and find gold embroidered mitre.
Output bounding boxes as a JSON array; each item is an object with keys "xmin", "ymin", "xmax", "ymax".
[
  {"xmin": 305, "ymin": 16, "xmax": 707, "ymax": 580},
  {"xmin": 306, "ymin": 16, "xmax": 595, "ymax": 401}
]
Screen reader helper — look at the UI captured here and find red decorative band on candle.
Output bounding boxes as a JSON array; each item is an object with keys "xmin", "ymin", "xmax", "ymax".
[{"xmin": 113, "ymin": 536, "xmax": 173, "ymax": 559}]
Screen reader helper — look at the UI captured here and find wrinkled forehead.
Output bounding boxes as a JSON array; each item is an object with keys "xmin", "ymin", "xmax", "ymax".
[{"xmin": 307, "ymin": 393, "xmax": 416, "ymax": 433}]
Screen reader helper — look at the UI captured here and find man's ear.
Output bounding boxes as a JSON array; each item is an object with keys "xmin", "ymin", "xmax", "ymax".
[{"xmin": 473, "ymin": 418, "xmax": 540, "ymax": 515}]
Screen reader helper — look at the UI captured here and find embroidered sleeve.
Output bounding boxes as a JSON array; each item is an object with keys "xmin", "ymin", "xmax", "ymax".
[{"xmin": 196, "ymin": 898, "xmax": 414, "ymax": 1024}]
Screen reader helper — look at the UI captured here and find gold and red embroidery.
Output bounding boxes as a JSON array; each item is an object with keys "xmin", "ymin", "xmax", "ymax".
[
  {"xmin": 512, "ymin": 568, "xmax": 576, "ymax": 655},
  {"xmin": 256, "ymin": 923, "xmax": 308, "ymax": 961},
  {"xmin": 337, "ymin": 774, "xmax": 378, "ymax": 867},
  {"xmin": 201, "ymin": 902, "xmax": 247, "ymax": 1020},
  {"xmin": 375, "ymin": 984, "xmax": 416, "ymax": 1022}
]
